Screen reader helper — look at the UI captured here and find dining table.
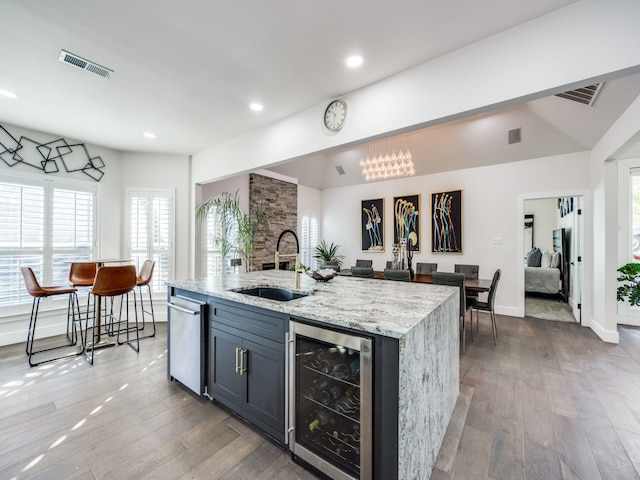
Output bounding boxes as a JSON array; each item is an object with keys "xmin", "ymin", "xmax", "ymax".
[{"xmin": 340, "ymin": 269, "xmax": 492, "ymax": 293}]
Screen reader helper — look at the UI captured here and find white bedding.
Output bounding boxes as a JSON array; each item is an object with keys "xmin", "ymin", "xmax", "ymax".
[{"xmin": 525, "ymin": 266, "xmax": 561, "ymax": 294}]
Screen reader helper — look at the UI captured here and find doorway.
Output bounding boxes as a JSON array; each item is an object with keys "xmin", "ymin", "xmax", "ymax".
[{"xmin": 522, "ymin": 195, "xmax": 583, "ymax": 323}]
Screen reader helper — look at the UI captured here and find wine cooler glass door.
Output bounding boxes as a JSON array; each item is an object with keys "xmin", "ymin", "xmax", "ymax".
[{"xmin": 289, "ymin": 321, "xmax": 372, "ymax": 480}]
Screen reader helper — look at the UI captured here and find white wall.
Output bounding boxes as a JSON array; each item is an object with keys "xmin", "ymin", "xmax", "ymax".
[{"xmin": 322, "ymin": 152, "xmax": 591, "ymax": 320}]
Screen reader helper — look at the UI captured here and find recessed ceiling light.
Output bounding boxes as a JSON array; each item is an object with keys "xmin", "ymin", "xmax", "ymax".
[
  {"xmin": 249, "ymin": 103, "xmax": 264, "ymax": 112},
  {"xmin": 0, "ymin": 89, "xmax": 18, "ymax": 99},
  {"xmin": 346, "ymin": 55, "xmax": 363, "ymax": 68},
  {"xmin": 143, "ymin": 132, "xmax": 156, "ymax": 139}
]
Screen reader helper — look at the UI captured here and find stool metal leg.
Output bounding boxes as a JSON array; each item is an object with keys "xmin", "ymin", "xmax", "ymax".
[
  {"xmin": 27, "ymin": 293, "xmax": 83, "ymax": 367},
  {"xmin": 117, "ymin": 291, "xmax": 140, "ymax": 352},
  {"xmin": 137, "ymin": 283, "xmax": 156, "ymax": 339}
]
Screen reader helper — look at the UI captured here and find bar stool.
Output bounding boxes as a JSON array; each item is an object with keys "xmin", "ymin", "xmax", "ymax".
[
  {"xmin": 84, "ymin": 265, "xmax": 138, "ymax": 364},
  {"xmin": 20, "ymin": 267, "xmax": 83, "ymax": 367},
  {"xmin": 69, "ymin": 261, "xmax": 97, "ymax": 327},
  {"xmin": 136, "ymin": 259, "xmax": 156, "ymax": 339}
]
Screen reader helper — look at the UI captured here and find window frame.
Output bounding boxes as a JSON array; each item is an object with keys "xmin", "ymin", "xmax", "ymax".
[
  {"xmin": 0, "ymin": 169, "xmax": 98, "ymax": 316},
  {"xmin": 124, "ymin": 188, "xmax": 175, "ymax": 294}
]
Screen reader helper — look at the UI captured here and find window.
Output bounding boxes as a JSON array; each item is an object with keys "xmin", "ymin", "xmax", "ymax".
[
  {"xmin": 300, "ymin": 214, "xmax": 319, "ymax": 270},
  {"xmin": 632, "ymin": 170, "xmax": 640, "ymax": 262},
  {"xmin": 127, "ymin": 189, "xmax": 174, "ymax": 292},
  {"xmin": 0, "ymin": 176, "xmax": 96, "ymax": 310},
  {"xmin": 204, "ymin": 207, "xmax": 237, "ymax": 277}
]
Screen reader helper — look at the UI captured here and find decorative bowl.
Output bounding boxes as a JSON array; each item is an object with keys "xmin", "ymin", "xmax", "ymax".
[{"xmin": 305, "ymin": 268, "xmax": 339, "ymax": 282}]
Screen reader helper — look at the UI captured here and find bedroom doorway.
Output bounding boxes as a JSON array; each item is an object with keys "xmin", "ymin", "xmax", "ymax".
[{"xmin": 523, "ymin": 195, "xmax": 583, "ymax": 323}]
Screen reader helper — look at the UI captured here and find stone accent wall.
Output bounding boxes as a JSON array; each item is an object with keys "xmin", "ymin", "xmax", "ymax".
[{"xmin": 250, "ymin": 173, "xmax": 298, "ymax": 271}]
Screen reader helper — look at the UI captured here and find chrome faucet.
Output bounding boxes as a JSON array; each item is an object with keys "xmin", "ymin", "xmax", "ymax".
[{"xmin": 275, "ymin": 229, "xmax": 301, "ymax": 289}]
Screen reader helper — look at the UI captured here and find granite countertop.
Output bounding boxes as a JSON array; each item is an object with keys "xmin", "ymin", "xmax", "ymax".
[{"xmin": 168, "ymin": 270, "xmax": 456, "ymax": 339}]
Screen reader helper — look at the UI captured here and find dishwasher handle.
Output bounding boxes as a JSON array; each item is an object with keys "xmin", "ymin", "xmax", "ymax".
[{"xmin": 167, "ymin": 303, "xmax": 201, "ymax": 315}]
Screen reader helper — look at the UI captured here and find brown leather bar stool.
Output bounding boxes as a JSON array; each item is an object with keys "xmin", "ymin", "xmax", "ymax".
[
  {"xmin": 136, "ymin": 259, "xmax": 156, "ymax": 339},
  {"xmin": 20, "ymin": 267, "xmax": 83, "ymax": 367},
  {"xmin": 84, "ymin": 265, "xmax": 138, "ymax": 364}
]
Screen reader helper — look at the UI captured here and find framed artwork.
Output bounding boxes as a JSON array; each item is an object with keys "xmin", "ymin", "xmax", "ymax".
[
  {"xmin": 361, "ymin": 198, "xmax": 384, "ymax": 251},
  {"xmin": 393, "ymin": 194, "xmax": 420, "ymax": 252},
  {"xmin": 431, "ymin": 190, "xmax": 462, "ymax": 254}
]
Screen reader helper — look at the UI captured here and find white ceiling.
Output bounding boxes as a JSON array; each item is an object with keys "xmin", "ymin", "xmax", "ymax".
[
  {"xmin": 269, "ymin": 73, "xmax": 640, "ymax": 189},
  {"xmin": 0, "ymin": 0, "xmax": 579, "ymax": 156}
]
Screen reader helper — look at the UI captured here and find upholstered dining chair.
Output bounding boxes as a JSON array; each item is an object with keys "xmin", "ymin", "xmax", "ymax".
[
  {"xmin": 432, "ymin": 271, "xmax": 471, "ymax": 353},
  {"xmin": 21, "ymin": 266, "xmax": 83, "ymax": 366},
  {"xmin": 468, "ymin": 269, "xmax": 501, "ymax": 345},
  {"xmin": 383, "ymin": 269, "xmax": 411, "ymax": 282},
  {"xmin": 355, "ymin": 259, "xmax": 373, "ymax": 268},
  {"xmin": 351, "ymin": 266, "xmax": 374, "ymax": 278},
  {"xmin": 416, "ymin": 262, "xmax": 438, "ymax": 274}
]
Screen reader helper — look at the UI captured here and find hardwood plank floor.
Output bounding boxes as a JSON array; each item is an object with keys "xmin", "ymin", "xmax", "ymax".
[
  {"xmin": 432, "ymin": 313, "xmax": 640, "ymax": 480},
  {"xmin": 2, "ymin": 315, "xmax": 640, "ymax": 479}
]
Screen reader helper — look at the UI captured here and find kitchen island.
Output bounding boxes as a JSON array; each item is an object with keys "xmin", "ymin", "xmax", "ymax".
[{"xmin": 167, "ymin": 269, "xmax": 459, "ymax": 480}]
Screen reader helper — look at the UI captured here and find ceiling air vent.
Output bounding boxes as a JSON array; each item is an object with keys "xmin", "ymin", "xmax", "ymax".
[
  {"xmin": 555, "ymin": 83, "xmax": 605, "ymax": 106},
  {"xmin": 508, "ymin": 128, "xmax": 522, "ymax": 145},
  {"xmin": 335, "ymin": 165, "xmax": 346, "ymax": 175},
  {"xmin": 59, "ymin": 50, "xmax": 113, "ymax": 78}
]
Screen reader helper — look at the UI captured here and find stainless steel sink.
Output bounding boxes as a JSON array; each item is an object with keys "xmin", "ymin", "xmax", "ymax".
[{"xmin": 233, "ymin": 286, "xmax": 309, "ymax": 302}]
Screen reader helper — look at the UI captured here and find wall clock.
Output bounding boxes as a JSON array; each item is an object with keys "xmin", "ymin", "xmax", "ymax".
[{"xmin": 324, "ymin": 99, "xmax": 347, "ymax": 131}]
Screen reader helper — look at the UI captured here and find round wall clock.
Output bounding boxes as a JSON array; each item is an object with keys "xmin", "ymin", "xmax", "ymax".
[{"xmin": 324, "ymin": 99, "xmax": 347, "ymax": 131}]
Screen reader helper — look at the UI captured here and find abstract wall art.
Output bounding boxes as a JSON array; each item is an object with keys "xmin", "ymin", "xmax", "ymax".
[
  {"xmin": 0, "ymin": 124, "xmax": 105, "ymax": 182},
  {"xmin": 361, "ymin": 198, "xmax": 384, "ymax": 252},
  {"xmin": 393, "ymin": 194, "xmax": 420, "ymax": 252},
  {"xmin": 431, "ymin": 189, "xmax": 462, "ymax": 254}
]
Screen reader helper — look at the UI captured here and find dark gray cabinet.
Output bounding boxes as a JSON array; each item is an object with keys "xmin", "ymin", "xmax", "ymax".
[{"xmin": 209, "ymin": 299, "xmax": 287, "ymax": 443}]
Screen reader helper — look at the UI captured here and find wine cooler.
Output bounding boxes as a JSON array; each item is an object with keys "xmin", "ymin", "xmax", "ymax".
[{"xmin": 289, "ymin": 320, "xmax": 373, "ymax": 480}]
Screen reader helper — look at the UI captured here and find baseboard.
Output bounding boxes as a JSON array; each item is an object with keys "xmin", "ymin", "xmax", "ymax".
[
  {"xmin": 495, "ymin": 305, "xmax": 520, "ymax": 317},
  {"xmin": 589, "ymin": 317, "xmax": 619, "ymax": 344}
]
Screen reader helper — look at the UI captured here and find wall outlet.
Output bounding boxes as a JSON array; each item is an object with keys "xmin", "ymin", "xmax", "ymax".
[{"xmin": 493, "ymin": 237, "xmax": 504, "ymax": 245}]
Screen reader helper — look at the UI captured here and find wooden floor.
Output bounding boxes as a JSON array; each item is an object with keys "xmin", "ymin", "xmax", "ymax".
[{"xmin": 1, "ymin": 316, "xmax": 639, "ymax": 480}]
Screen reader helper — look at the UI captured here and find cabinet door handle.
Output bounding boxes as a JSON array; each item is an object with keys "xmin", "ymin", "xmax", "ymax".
[
  {"xmin": 239, "ymin": 348, "xmax": 247, "ymax": 375},
  {"xmin": 235, "ymin": 346, "xmax": 240, "ymax": 373}
]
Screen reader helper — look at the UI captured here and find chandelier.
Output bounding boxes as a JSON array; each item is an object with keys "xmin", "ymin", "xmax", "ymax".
[{"xmin": 359, "ymin": 149, "xmax": 415, "ymax": 181}]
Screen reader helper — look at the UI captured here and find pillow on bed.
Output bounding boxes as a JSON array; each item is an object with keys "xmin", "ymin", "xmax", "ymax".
[
  {"xmin": 550, "ymin": 251, "xmax": 561, "ymax": 268},
  {"xmin": 540, "ymin": 251, "xmax": 552, "ymax": 268},
  {"xmin": 526, "ymin": 248, "xmax": 542, "ymax": 267}
]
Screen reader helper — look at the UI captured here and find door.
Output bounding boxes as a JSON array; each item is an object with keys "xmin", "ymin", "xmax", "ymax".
[
  {"xmin": 210, "ymin": 328, "xmax": 243, "ymax": 409},
  {"xmin": 242, "ymin": 338, "xmax": 285, "ymax": 440}
]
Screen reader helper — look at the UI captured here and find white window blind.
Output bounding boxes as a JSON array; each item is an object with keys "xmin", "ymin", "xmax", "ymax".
[
  {"xmin": 301, "ymin": 214, "xmax": 318, "ymax": 270},
  {"xmin": 127, "ymin": 189, "xmax": 174, "ymax": 292},
  {"xmin": 0, "ymin": 177, "xmax": 96, "ymax": 309}
]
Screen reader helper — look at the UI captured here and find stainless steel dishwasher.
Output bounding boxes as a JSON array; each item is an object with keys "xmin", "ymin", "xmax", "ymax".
[{"xmin": 168, "ymin": 295, "xmax": 207, "ymax": 395}]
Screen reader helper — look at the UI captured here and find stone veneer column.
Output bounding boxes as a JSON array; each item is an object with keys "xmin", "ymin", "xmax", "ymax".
[{"xmin": 250, "ymin": 173, "xmax": 298, "ymax": 271}]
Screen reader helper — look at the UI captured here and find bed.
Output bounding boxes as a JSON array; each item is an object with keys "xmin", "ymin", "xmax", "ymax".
[{"xmin": 525, "ymin": 228, "xmax": 570, "ymax": 301}]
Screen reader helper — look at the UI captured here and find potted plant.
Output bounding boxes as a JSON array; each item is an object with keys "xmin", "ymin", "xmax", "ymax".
[
  {"xmin": 617, "ymin": 262, "xmax": 640, "ymax": 306},
  {"xmin": 196, "ymin": 191, "xmax": 269, "ymax": 272},
  {"xmin": 313, "ymin": 240, "xmax": 345, "ymax": 270}
]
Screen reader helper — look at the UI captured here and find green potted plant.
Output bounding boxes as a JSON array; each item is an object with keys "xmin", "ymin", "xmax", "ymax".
[
  {"xmin": 313, "ymin": 240, "xmax": 345, "ymax": 270},
  {"xmin": 196, "ymin": 191, "xmax": 269, "ymax": 272},
  {"xmin": 617, "ymin": 262, "xmax": 640, "ymax": 306}
]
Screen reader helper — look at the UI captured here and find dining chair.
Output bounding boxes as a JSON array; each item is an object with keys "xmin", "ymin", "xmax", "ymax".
[
  {"xmin": 432, "ymin": 271, "xmax": 471, "ymax": 353},
  {"xmin": 455, "ymin": 264, "xmax": 479, "ymax": 302},
  {"xmin": 386, "ymin": 261, "xmax": 393, "ymax": 269},
  {"xmin": 85, "ymin": 265, "xmax": 138, "ymax": 364},
  {"xmin": 20, "ymin": 267, "xmax": 83, "ymax": 366},
  {"xmin": 351, "ymin": 266, "xmax": 374, "ymax": 278},
  {"xmin": 468, "ymin": 269, "xmax": 501, "ymax": 345},
  {"xmin": 416, "ymin": 262, "xmax": 437, "ymax": 274},
  {"xmin": 136, "ymin": 259, "xmax": 156, "ymax": 339},
  {"xmin": 355, "ymin": 259, "xmax": 372, "ymax": 268},
  {"xmin": 320, "ymin": 262, "xmax": 341, "ymax": 272},
  {"xmin": 383, "ymin": 269, "xmax": 411, "ymax": 282}
]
